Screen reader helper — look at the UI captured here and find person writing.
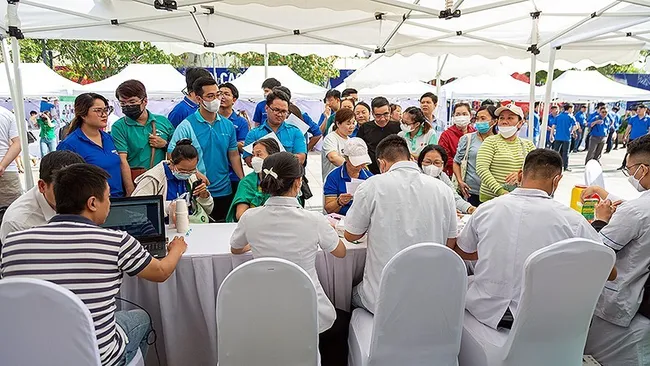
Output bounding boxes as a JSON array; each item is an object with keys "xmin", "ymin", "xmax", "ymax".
[
  {"xmin": 475, "ymin": 104, "xmax": 536, "ymax": 203},
  {"xmin": 230, "ymin": 152, "xmax": 346, "ymax": 338},
  {"xmin": 226, "ymin": 138, "xmax": 281, "ymax": 222},
  {"xmin": 323, "ymin": 138, "xmax": 373, "ymax": 215},
  {"xmin": 132, "ymin": 139, "xmax": 213, "ymax": 220},
  {"xmin": 397, "ymin": 106, "xmax": 438, "ymax": 159},
  {"xmin": 322, "ymin": 108, "xmax": 357, "ymax": 179}
]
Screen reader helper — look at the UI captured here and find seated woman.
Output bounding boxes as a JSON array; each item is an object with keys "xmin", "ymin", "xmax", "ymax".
[
  {"xmin": 230, "ymin": 152, "xmax": 347, "ymax": 336},
  {"xmin": 226, "ymin": 138, "xmax": 281, "ymax": 222},
  {"xmin": 132, "ymin": 138, "xmax": 213, "ymax": 218},
  {"xmin": 323, "ymin": 138, "xmax": 373, "ymax": 215},
  {"xmin": 418, "ymin": 144, "xmax": 476, "ymax": 214}
]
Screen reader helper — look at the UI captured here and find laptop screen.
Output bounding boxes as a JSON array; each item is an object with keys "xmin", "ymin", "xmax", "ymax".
[{"xmin": 102, "ymin": 195, "xmax": 165, "ymax": 241}]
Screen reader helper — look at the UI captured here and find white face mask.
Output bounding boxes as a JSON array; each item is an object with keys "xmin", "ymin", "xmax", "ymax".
[
  {"xmin": 453, "ymin": 115, "xmax": 471, "ymax": 127},
  {"xmin": 202, "ymin": 98, "xmax": 221, "ymax": 113},
  {"xmin": 423, "ymin": 164, "xmax": 442, "ymax": 178},
  {"xmin": 251, "ymin": 156, "xmax": 264, "ymax": 174},
  {"xmin": 628, "ymin": 165, "xmax": 648, "ymax": 192},
  {"xmin": 499, "ymin": 126, "xmax": 518, "ymax": 138},
  {"xmin": 400, "ymin": 123, "xmax": 413, "ymax": 133}
]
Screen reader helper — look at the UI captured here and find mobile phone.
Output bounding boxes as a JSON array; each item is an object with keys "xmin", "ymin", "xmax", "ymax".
[{"xmin": 191, "ymin": 179, "xmax": 203, "ymax": 196}]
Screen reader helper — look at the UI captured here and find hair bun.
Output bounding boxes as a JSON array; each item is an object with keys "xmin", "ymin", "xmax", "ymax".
[{"xmin": 176, "ymin": 138, "xmax": 193, "ymax": 146}]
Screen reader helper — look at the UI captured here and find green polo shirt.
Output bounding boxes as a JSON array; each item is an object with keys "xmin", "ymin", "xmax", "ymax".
[
  {"xmin": 111, "ymin": 110, "xmax": 174, "ymax": 169},
  {"xmin": 37, "ymin": 117, "xmax": 56, "ymax": 140}
]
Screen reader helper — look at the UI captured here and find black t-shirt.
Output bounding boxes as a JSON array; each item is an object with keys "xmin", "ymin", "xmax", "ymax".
[{"xmin": 357, "ymin": 120, "xmax": 401, "ymax": 174}]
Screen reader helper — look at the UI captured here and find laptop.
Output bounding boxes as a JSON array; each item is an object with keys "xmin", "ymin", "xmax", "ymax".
[{"xmin": 101, "ymin": 195, "xmax": 167, "ymax": 258}]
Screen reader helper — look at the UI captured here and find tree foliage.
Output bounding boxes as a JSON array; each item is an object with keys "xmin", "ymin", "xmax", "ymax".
[{"xmin": 228, "ymin": 52, "xmax": 339, "ymax": 86}]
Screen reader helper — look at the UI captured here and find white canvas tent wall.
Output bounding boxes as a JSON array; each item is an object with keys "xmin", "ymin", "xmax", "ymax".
[
  {"xmin": 81, "ymin": 64, "xmax": 186, "ymax": 99},
  {"xmin": 440, "ymin": 74, "xmax": 544, "ymax": 100},
  {"xmin": 230, "ymin": 66, "xmax": 326, "ymax": 100},
  {"xmin": 353, "ymin": 81, "xmax": 438, "ymax": 100},
  {"xmin": 547, "ymin": 70, "xmax": 650, "ymax": 102},
  {"xmin": 0, "ymin": 62, "xmax": 80, "ymax": 98}
]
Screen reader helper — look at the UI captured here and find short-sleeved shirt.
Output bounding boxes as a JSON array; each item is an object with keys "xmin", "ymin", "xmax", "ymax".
[
  {"xmin": 223, "ymin": 111, "xmax": 249, "ymax": 183},
  {"xmin": 58, "ymin": 128, "xmax": 124, "ymax": 197},
  {"xmin": 595, "ymin": 191, "xmax": 650, "ymax": 327},
  {"xmin": 533, "ymin": 112, "xmax": 540, "ymax": 139},
  {"xmin": 628, "ymin": 115, "xmax": 650, "ymax": 141},
  {"xmin": 458, "ymin": 188, "xmax": 603, "ymax": 329},
  {"xmin": 302, "ymin": 112, "xmax": 324, "ymax": 142},
  {"xmin": 454, "ymin": 132, "xmax": 484, "ymax": 196},
  {"xmin": 110, "ymin": 111, "xmax": 174, "ymax": 169},
  {"xmin": 0, "ymin": 106, "xmax": 19, "ymax": 171},
  {"xmin": 356, "ymin": 120, "xmax": 401, "ymax": 174},
  {"xmin": 397, "ymin": 125, "xmax": 438, "ymax": 156},
  {"xmin": 575, "ymin": 111, "xmax": 588, "ymax": 127},
  {"xmin": 252, "ymin": 100, "xmax": 267, "ymax": 125},
  {"xmin": 323, "ymin": 164, "xmax": 373, "ymax": 215},
  {"xmin": 1, "ymin": 214, "xmax": 153, "ymax": 366},
  {"xmin": 226, "ymin": 172, "xmax": 270, "ymax": 223},
  {"xmin": 0, "ymin": 186, "xmax": 56, "ymax": 243},
  {"xmin": 588, "ymin": 113, "xmax": 612, "ymax": 137},
  {"xmin": 243, "ymin": 121, "xmax": 307, "ymax": 158},
  {"xmin": 37, "ymin": 117, "xmax": 56, "ymax": 140},
  {"xmin": 345, "ymin": 161, "xmax": 457, "ymax": 313},
  {"xmin": 168, "ymin": 110, "xmax": 238, "ymax": 197},
  {"xmin": 546, "ymin": 114, "xmax": 556, "ymax": 141},
  {"xmin": 230, "ymin": 196, "xmax": 339, "ymax": 333},
  {"xmin": 322, "ymin": 131, "xmax": 348, "ymax": 179},
  {"xmin": 167, "ymin": 96, "xmax": 198, "ymax": 128},
  {"xmin": 552, "ymin": 111, "xmax": 576, "ymax": 142}
]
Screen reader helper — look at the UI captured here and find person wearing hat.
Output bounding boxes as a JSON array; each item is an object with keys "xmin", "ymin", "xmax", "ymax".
[
  {"xmin": 323, "ymin": 138, "xmax": 373, "ymax": 215},
  {"xmin": 619, "ymin": 104, "xmax": 650, "ymax": 170},
  {"xmin": 475, "ymin": 104, "xmax": 536, "ymax": 203}
]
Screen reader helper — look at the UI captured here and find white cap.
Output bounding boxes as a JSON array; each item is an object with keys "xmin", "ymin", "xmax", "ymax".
[
  {"xmin": 343, "ymin": 137, "xmax": 372, "ymax": 167},
  {"xmin": 495, "ymin": 103, "xmax": 525, "ymax": 120}
]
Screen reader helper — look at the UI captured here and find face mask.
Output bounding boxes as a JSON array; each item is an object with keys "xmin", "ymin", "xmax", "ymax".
[
  {"xmin": 628, "ymin": 166, "xmax": 648, "ymax": 192},
  {"xmin": 251, "ymin": 157, "xmax": 264, "ymax": 173},
  {"xmin": 453, "ymin": 115, "xmax": 471, "ymax": 127},
  {"xmin": 202, "ymin": 98, "xmax": 221, "ymax": 113},
  {"xmin": 549, "ymin": 175, "xmax": 560, "ymax": 198},
  {"xmin": 400, "ymin": 123, "xmax": 413, "ymax": 133},
  {"xmin": 476, "ymin": 121, "xmax": 491, "ymax": 134},
  {"xmin": 172, "ymin": 171, "xmax": 192, "ymax": 181},
  {"xmin": 423, "ymin": 164, "xmax": 442, "ymax": 178},
  {"xmin": 499, "ymin": 126, "xmax": 518, "ymax": 138},
  {"xmin": 122, "ymin": 104, "xmax": 143, "ymax": 120}
]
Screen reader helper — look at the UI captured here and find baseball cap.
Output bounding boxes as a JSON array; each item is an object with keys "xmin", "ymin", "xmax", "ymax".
[
  {"xmin": 636, "ymin": 103, "xmax": 647, "ymax": 109},
  {"xmin": 495, "ymin": 103, "xmax": 525, "ymax": 119},
  {"xmin": 343, "ymin": 137, "xmax": 372, "ymax": 167}
]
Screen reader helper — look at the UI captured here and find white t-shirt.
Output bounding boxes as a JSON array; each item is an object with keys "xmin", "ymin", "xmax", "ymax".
[
  {"xmin": 345, "ymin": 161, "xmax": 458, "ymax": 313},
  {"xmin": 230, "ymin": 196, "xmax": 339, "ymax": 333},
  {"xmin": 457, "ymin": 188, "xmax": 603, "ymax": 329},
  {"xmin": 321, "ymin": 131, "xmax": 348, "ymax": 179},
  {"xmin": 0, "ymin": 106, "xmax": 19, "ymax": 171},
  {"xmin": 0, "ymin": 186, "xmax": 56, "ymax": 243}
]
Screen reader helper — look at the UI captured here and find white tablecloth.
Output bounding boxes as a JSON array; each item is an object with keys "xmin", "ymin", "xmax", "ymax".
[{"xmin": 119, "ymin": 223, "xmax": 367, "ymax": 366}]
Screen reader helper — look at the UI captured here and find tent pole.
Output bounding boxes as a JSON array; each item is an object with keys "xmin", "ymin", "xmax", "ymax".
[
  {"xmin": 436, "ymin": 56, "xmax": 441, "ymax": 98},
  {"xmin": 539, "ymin": 47, "xmax": 557, "ymax": 149},
  {"xmin": 212, "ymin": 53, "xmax": 216, "ymax": 79},
  {"xmin": 264, "ymin": 44, "xmax": 269, "ymax": 79},
  {"xmin": 7, "ymin": 38, "xmax": 35, "ymax": 189},
  {"xmin": 528, "ymin": 11, "xmax": 540, "ymax": 144}
]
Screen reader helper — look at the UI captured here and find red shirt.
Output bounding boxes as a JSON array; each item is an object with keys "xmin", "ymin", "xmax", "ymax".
[{"xmin": 438, "ymin": 124, "xmax": 476, "ymax": 177}]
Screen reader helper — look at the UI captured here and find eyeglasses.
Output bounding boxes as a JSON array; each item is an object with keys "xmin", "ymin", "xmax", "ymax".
[
  {"xmin": 374, "ymin": 112, "xmax": 390, "ymax": 120},
  {"xmin": 622, "ymin": 163, "xmax": 645, "ymax": 177},
  {"xmin": 119, "ymin": 99, "xmax": 143, "ymax": 108},
  {"xmin": 269, "ymin": 106, "xmax": 290, "ymax": 116},
  {"xmin": 202, "ymin": 91, "xmax": 223, "ymax": 101},
  {"xmin": 90, "ymin": 106, "xmax": 114, "ymax": 116}
]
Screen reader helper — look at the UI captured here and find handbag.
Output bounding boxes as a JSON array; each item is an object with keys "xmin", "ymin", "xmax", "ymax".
[
  {"xmin": 26, "ymin": 131, "xmax": 37, "ymax": 144},
  {"xmin": 301, "ymin": 175, "xmax": 313, "ymax": 201},
  {"xmin": 452, "ymin": 133, "xmax": 473, "ymax": 191},
  {"xmin": 130, "ymin": 120, "xmax": 157, "ymax": 182}
]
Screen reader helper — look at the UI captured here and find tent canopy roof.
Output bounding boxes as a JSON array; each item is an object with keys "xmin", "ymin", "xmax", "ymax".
[
  {"xmin": 549, "ymin": 70, "xmax": 650, "ymax": 102},
  {"xmin": 440, "ymin": 74, "xmax": 543, "ymax": 100},
  {"xmin": 0, "ymin": 62, "xmax": 80, "ymax": 98},
  {"xmin": 230, "ymin": 66, "xmax": 327, "ymax": 100},
  {"xmin": 81, "ymin": 64, "xmax": 186, "ymax": 99}
]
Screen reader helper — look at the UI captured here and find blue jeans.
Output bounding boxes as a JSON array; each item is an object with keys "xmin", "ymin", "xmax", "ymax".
[
  {"xmin": 115, "ymin": 309, "xmax": 151, "ymax": 364},
  {"xmin": 39, "ymin": 138, "xmax": 56, "ymax": 157}
]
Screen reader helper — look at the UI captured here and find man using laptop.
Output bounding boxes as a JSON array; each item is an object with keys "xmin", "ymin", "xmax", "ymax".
[{"xmin": 1, "ymin": 163, "xmax": 187, "ymax": 366}]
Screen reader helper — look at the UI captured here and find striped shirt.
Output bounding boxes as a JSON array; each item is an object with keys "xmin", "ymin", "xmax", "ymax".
[
  {"xmin": 476, "ymin": 135, "xmax": 536, "ymax": 203},
  {"xmin": 1, "ymin": 214, "xmax": 152, "ymax": 366}
]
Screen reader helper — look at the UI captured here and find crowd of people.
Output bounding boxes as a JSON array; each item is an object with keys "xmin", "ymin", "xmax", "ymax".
[{"xmin": 0, "ymin": 69, "xmax": 649, "ymax": 366}]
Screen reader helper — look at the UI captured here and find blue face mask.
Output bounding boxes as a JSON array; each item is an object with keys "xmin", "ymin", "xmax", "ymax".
[
  {"xmin": 172, "ymin": 171, "xmax": 192, "ymax": 181},
  {"xmin": 476, "ymin": 121, "xmax": 491, "ymax": 134}
]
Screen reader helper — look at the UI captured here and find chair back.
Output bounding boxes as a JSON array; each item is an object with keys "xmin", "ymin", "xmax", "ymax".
[
  {"xmin": 585, "ymin": 160, "xmax": 605, "ymax": 188},
  {"xmin": 368, "ymin": 243, "xmax": 467, "ymax": 366},
  {"xmin": 0, "ymin": 277, "xmax": 102, "ymax": 366},
  {"xmin": 217, "ymin": 257, "xmax": 319, "ymax": 366},
  {"xmin": 502, "ymin": 238, "xmax": 615, "ymax": 366}
]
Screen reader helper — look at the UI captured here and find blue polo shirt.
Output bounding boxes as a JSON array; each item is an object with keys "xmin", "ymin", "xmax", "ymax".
[
  {"xmin": 243, "ymin": 121, "xmax": 308, "ymax": 158},
  {"xmin": 612, "ymin": 113, "xmax": 622, "ymax": 131},
  {"xmin": 252, "ymin": 101, "xmax": 267, "ymax": 125},
  {"xmin": 532, "ymin": 112, "xmax": 540, "ymax": 140},
  {"xmin": 628, "ymin": 115, "xmax": 650, "ymax": 140},
  {"xmin": 588, "ymin": 113, "xmax": 612, "ymax": 137},
  {"xmin": 302, "ymin": 112, "xmax": 323, "ymax": 144},
  {"xmin": 552, "ymin": 112, "xmax": 576, "ymax": 142},
  {"xmin": 57, "ymin": 128, "xmax": 124, "ymax": 197},
  {"xmin": 168, "ymin": 96, "xmax": 198, "ymax": 128},
  {"xmin": 163, "ymin": 162, "xmax": 188, "ymax": 201},
  {"xmin": 575, "ymin": 111, "xmax": 587, "ymax": 128},
  {"xmin": 323, "ymin": 164, "xmax": 373, "ymax": 215},
  {"xmin": 168, "ymin": 110, "xmax": 238, "ymax": 197},
  {"xmin": 224, "ymin": 111, "xmax": 249, "ymax": 183}
]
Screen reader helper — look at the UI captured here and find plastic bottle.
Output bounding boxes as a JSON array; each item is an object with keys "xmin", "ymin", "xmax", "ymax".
[{"xmin": 175, "ymin": 198, "xmax": 189, "ymax": 234}]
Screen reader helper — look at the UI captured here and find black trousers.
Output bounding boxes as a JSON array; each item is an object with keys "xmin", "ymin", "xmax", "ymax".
[
  {"xmin": 209, "ymin": 193, "xmax": 234, "ymax": 223},
  {"xmin": 467, "ymin": 193, "xmax": 482, "ymax": 208},
  {"xmin": 605, "ymin": 128, "xmax": 616, "ymax": 153},
  {"xmin": 552, "ymin": 140, "xmax": 571, "ymax": 170}
]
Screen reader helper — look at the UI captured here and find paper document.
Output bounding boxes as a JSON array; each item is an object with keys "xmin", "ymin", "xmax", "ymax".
[
  {"xmin": 285, "ymin": 113, "xmax": 310, "ymax": 135},
  {"xmin": 243, "ymin": 131, "xmax": 286, "ymax": 155},
  {"xmin": 345, "ymin": 178, "xmax": 364, "ymax": 196}
]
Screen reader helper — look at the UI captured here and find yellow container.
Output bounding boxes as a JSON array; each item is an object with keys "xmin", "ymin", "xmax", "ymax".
[{"xmin": 570, "ymin": 185, "xmax": 587, "ymax": 212}]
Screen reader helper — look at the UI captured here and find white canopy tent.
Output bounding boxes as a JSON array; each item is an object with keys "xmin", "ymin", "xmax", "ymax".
[
  {"xmin": 440, "ymin": 74, "xmax": 544, "ymax": 100},
  {"xmin": 230, "ymin": 66, "xmax": 327, "ymax": 100},
  {"xmin": 547, "ymin": 70, "xmax": 650, "ymax": 102},
  {"xmin": 353, "ymin": 81, "xmax": 438, "ymax": 100},
  {"xmin": 81, "ymin": 64, "xmax": 186, "ymax": 99},
  {"xmin": 0, "ymin": 62, "xmax": 80, "ymax": 98},
  {"xmin": 152, "ymin": 42, "xmax": 367, "ymax": 58}
]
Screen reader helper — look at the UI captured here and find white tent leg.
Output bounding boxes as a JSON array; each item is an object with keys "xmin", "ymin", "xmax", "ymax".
[
  {"xmin": 528, "ymin": 11, "xmax": 540, "ymax": 144},
  {"xmin": 539, "ymin": 47, "xmax": 557, "ymax": 149},
  {"xmin": 264, "ymin": 44, "xmax": 269, "ymax": 79}
]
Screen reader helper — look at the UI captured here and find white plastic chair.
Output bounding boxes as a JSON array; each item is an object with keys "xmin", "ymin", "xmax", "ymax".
[
  {"xmin": 0, "ymin": 277, "xmax": 144, "ymax": 366},
  {"xmin": 585, "ymin": 159, "xmax": 606, "ymax": 189},
  {"xmin": 348, "ymin": 243, "xmax": 468, "ymax": 366},
  {"xmin": 458, "ymin": 238, "xmax": 616, "ymax": 366},
  {"xmin": 217, "ymin": 258, "xmax": 320, "ymax": 366}
]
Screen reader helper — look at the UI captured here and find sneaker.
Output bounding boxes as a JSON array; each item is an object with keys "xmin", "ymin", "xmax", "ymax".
[{"xmin": 564, "ymin": 168, "xmax": 572, "ymax": 172}]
